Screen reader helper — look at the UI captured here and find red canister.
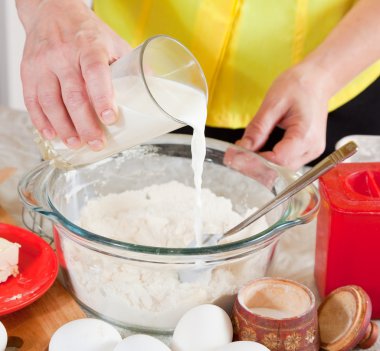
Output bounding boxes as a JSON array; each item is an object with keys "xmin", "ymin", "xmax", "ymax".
[{"xmin": 315, "ymin": 163, "xmax": 380, "ymax": 318}]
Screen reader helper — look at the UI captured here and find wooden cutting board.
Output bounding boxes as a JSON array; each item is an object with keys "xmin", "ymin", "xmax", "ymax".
[{"xmin": 0, "ymin": 168, "xmax": 86, "ymax": 350}]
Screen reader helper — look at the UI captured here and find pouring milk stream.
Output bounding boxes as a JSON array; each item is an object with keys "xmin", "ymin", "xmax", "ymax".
[{"xmin": 114, "ymin": 75, "xmax": 207, "ymax": 246}]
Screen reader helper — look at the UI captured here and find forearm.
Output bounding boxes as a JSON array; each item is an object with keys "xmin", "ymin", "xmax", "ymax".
[{"xmin": 301, "ymin": 0, "xmax": 380, "ymax": 98}]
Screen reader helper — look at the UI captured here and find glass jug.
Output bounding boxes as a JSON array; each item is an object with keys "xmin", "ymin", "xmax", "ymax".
[{"xmin": 35, "ymin": 35, "xmax": 208, "ymax": 169}]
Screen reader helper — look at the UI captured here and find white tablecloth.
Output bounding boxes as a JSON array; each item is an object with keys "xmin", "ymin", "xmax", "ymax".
[{"xmin": 0, "ymin": 106, "xmax": 378, "ymax": 349}]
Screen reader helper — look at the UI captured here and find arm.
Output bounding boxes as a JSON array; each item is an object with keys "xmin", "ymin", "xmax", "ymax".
[
  {"xmin": 239, "ymin": 0, "xmax": 380, "ymax": 170},
  {"xmin": 16, "ymin": 0, "xmax": 131, "ymax": 150}
]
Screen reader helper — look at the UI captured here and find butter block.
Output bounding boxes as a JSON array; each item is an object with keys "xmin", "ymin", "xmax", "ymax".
[{"xmin": 0, "ymin": 238, "xmax": 20, "ymax": 283}]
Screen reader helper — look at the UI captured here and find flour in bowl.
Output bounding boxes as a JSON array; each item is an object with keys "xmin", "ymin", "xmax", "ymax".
[
  {"xmin": 60, "ymin": 181, "xmax": 272, "ymax": 331},
  {"xmin": 78, "ymin": 181, "xmax": 259, "ymax": 247}
]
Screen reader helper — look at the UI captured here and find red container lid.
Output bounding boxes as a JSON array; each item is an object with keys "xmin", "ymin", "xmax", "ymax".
[{"xmin": 319, "ymin": 163, "xmax": 380, "ymax": 213}]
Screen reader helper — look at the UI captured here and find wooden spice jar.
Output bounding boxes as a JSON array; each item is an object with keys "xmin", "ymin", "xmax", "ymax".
[
  {"xmin": 232, "ymin": 279, "xmax": 378, "ymax": 350},
  {"xmin": 232, "ymin": 278, "xmax": 319, "ymax": 350}
]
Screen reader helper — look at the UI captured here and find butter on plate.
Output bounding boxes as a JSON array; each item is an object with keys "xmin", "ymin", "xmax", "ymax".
[{"xmin": 0, "ymin": 238, "xmax": 20, "ymax": 283}]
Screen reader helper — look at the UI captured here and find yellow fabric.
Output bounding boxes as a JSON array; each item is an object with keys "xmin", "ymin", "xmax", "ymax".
[{"xmin": 94, "ymin": 0, "xmax": 380, "ymax": 129}]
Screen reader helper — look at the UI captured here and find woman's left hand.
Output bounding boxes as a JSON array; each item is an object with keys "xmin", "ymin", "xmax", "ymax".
[
  {"xmin": 237, "ymin": 64, "xmax": 330, "ymax": 170},
  {"xmin": 238, "ymin": 0, "xmax": 380, "ymax": 170}
]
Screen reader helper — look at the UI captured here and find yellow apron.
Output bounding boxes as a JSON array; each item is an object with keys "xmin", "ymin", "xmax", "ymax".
[{"xmin": 94, "ymin": 0, "xmax": 380, "ymax": 129}]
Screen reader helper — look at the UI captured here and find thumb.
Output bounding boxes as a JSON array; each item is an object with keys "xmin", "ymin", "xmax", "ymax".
[{"xmin": 237, "ymin": 98, "xmax": 289, "ymax": 151}]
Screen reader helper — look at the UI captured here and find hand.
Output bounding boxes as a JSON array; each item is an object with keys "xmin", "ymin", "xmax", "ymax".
[
  {"xmin": 237, "ymin": 65, "xmax": 330, "ymax": 170},
  {"xmin": 223, "ymin": 147, "xmax": 278, "ymax": 189},
  {"xmin": 238, "ymin": 0, "xmax": 380, "ymax": 170},
  {"xmin": 17, "ymin": 0, "xmax": 131, "ymax": 150}
]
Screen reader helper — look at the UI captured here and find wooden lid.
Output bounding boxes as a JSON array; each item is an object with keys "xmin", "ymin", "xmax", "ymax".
[{"xmin": 318, "ymin": 285, "xmax": 377, "ymax": 350}]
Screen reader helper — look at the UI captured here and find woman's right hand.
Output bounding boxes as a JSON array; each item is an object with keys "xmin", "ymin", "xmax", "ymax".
[{"xmin": 16, "ymin": 0, "xmax": 131, "ymax": 150}]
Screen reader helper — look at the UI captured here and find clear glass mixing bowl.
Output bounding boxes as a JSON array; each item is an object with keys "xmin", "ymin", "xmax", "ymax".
[{"xmin": 18, "ymin": 134, "xmax": 319, "ymax": 333}]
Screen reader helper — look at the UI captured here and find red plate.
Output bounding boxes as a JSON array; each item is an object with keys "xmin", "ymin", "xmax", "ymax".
[{"xmin": 0, "ymin": 223, "xmax": 58, "ymax": 316}]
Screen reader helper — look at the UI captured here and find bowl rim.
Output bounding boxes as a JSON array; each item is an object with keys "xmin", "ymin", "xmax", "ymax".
[{"xmin": 19, "ymin": 134, "xmax": 320, "ymax": 257}]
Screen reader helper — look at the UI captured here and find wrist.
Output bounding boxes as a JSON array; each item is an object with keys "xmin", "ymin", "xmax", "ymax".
[
  {"xmin": 16, "ymin": 0, "xmax": 91, "ymax": 33},
  {"xmin": 288, "ymin": 61, "xmax": 335, "ymax": 102},
  {"xmin": 15, "ymin": 0, "xmax": 43, "ymax": 30}
]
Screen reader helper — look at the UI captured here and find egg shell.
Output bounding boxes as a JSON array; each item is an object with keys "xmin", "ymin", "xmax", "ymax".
[
  {"xmin": 49, "ymin": 318, "xmax": 121, "ymax": 351},
  {"xmin": 171, "ymin": 304, "xmax": 233, "ymax": 351},
  {"xmin": 214, "ymin": 341, "xmax": 270, "ymax": 351},
  {"xmin": 113, "ymin": 334, "xmax": 171, "ymax": 351},
  {"xmin": 0, "ymin": 322, "xmax": 7, "ymax": 351}
]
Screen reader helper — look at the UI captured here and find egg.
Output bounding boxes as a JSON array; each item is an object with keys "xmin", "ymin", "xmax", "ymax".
[
  {"xmin": 214, "ymin": 341, "xmax": 270, "ymax": 351},
  {"xmin": 171, "ymin": 304, "xmax": 233, "ymax": 351},
  {"xmin": 0, "ymin": 322, "xmax": 7, "ymax": 351},
  {"xmin": 49, "ymin": 318, "xmax": 122, "ymax": 351},
  {"xmin": 113, "ymin": 334, "xmax": 170, "ymax": 351}
]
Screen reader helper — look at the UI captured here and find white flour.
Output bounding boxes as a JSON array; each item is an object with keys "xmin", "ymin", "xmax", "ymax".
[
  {"xmin": 78, "ymin": 181, "xmax": 260, "ymax": 247},
  {"xmin": 62, "ymin": 181, "xmax": 272, "ymax": 330}
]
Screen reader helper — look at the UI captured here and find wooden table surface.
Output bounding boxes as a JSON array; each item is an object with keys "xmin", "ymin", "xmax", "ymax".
[{"xmin": 2, "ymin": 282, "xmax": 86, "ymax": 351}]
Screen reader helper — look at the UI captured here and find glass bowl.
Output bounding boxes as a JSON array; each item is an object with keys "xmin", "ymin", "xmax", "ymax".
[{"xmin": 18, "ymin": 134, "xmax": 319, "ymax": 333}]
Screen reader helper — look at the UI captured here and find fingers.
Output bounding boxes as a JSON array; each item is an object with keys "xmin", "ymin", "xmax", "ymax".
[
  {"xmin": 22, "ymin": 51, "xmax": 112, "ymax": 150},
  {"xmin": 37, "ymin": 72, "xmax": 82, "ymax": 148},
  {"xmin": 21, "ymin": 65, "xmax": 56, "ymax": 140},
  {"xmin": 23, "ymin": 91, "xmax": 56, "ymax": 141},
  {"xmin": 255, "ymin": 119, "xmax": 326, "ymax": 170},
  {"xmin": 274, "ymin": 125, "xmax": 326, "ymax": 169},
  {"xmin": 19, "ymin": 0, "xmax": 128, "ymax": 150},
  {"xmin": 236, "ymin": 72, "xmax": 328, "ymax": 170},
  {"xmin": 259, "ymin": 142, "xmax": 307, "ymax": 171},
  {"xmin": 223, "ymin": 147, "xmax": 278, "ymax": 188},
  {"xmin": 80, "ymin": 48, "xmax": 118, "ymax": 125},
  {"xmin": 58, "ymin": 66, "xmax": 105, "ymax": 150},
  {"xmin": 238, "ymin": 96, "xmax": 289, "ymax": 151}
]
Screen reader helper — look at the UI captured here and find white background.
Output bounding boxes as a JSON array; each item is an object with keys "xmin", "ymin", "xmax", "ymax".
[{"xmin": 0, "ymin": 1, "xmax": 26, "ymax": 110}]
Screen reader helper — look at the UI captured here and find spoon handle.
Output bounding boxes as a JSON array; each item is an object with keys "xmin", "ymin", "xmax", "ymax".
[{"xmin": 224, "ymin": 141, "xmax": 358, "ymax": 237}]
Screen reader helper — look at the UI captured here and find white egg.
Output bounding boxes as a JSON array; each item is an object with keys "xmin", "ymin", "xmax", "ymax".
[
  {"xmin": 49, "ymin": 318, "xmax": 122, "ymax": 351},
  {"xmin": 214, "ymin": 341, "xmax": 270, "ymax": 351},
  {"xmin": 171, "ymin": 304, "xmax": 233, "ymax": 351},
  {"xmin": 0, "ymin": 322, "xmax": 7, "ymax": 351},
  {"xmin": 113, "ymin": 334, "xmax": 170, "ymax": 351}
]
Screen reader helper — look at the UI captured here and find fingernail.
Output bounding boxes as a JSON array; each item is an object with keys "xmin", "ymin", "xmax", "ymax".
[
  {"xmin": 238, "ymin": 137, "xmax": 253, "ymax": 150},
  {"xmin": 66, "ymin": 136, "xmax": 81, "ymax": 149},
  {"xmin": 101, "ymin": 109, "xmax": 116, "ymax": 124},
  {"xmin": 224, "ymin": 157, "xmax": 232, "ymax": 166},
  {"xmin": 42, "ymin": 128, "xmax": 55, "ymax": 140},
  {"xmin": 232, "ymin": 154, "xmax": 246, "ymax": 170},
  {"xmin": 87, "ymin": 139, "xmax": 104, "ymax": 151}
]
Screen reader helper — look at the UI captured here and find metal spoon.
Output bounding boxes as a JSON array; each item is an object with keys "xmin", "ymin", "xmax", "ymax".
[
  {"xmin": 179, "ymin": 141, "xmax": 357, "ymax": 283},
  {"xmin": 188, "ymin": 141, "xmax": 358, "ymax": 248}
]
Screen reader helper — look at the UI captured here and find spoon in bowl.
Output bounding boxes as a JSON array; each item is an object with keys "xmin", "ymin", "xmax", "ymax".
[
  {"xmin": 188, "ymin": 141, "xmax": 358, "ymax": 248},
  {"xmin": 179, "ymin": 141, "xmax": 357, "ymax": 283}
]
